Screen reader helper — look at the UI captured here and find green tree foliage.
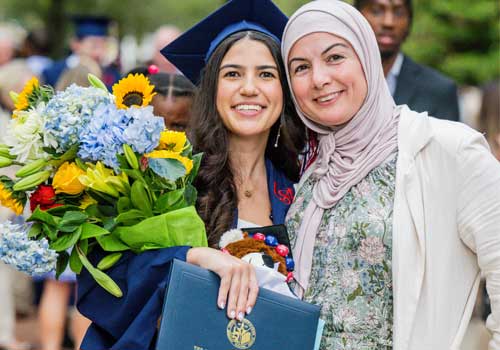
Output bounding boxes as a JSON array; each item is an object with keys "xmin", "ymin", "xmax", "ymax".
[
  {"xmin": 404, "ymin": 0, "xmax": 499, "ymax": 85},
  {"xmin": 1, "ymin": 0, "xmax": 497, "ymax": 85}
]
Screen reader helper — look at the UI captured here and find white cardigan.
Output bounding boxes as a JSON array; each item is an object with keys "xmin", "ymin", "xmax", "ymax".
[{"xmin": 300, "ymin": 106, "xmax": 500, "ymax": 349}]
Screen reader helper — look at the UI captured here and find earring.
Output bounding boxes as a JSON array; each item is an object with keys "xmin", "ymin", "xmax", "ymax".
[{"xmin": 274, "ymin": 113, "xmax": 285, "ymax": 148}]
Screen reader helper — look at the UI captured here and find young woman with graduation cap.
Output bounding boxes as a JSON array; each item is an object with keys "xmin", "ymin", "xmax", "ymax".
[{"xmin": 76, "ymin": 1, "xmax": 304, "ymax": 349}]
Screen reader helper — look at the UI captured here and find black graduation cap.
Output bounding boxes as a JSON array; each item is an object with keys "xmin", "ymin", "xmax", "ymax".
[
  {"xmin": 71, "ymin": 15, "xmax": 111, "ymax": 39},
  {"xmin": 160, "ymin": 0, "xmax": 288, "ymax": 84}
]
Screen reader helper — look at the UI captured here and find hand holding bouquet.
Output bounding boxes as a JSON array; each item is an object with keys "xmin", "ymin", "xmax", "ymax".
[{"xmin": 0, "ymin": 74, "xmax": 207, "ymax": 297}]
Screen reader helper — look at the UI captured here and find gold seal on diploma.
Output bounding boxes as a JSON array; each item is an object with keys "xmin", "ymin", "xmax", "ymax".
[{"xmin": 226, "ymin": 319, "xmax": 256, "ymax": 349}]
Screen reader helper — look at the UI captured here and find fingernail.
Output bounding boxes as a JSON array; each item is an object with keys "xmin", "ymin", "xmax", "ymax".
[
  {"xmin": 229, "ymin": 310, "xmax": 236, "ymax": 319},
  {"xmin": 237, "ymin": 312, "xmax": 244, "ymax": 321},
  {"xmin": 246, "ymin": 306, "xmax": 252, "ymax": 315},
  {"xmin": 219, "ymin": 302, "xmax": 225, "ymax": 309}
]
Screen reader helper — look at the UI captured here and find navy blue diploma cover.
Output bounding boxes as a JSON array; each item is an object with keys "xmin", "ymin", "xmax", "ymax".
[{"xmin": 156, "ymin": 259, "xmax": 320, "ymax": 350}]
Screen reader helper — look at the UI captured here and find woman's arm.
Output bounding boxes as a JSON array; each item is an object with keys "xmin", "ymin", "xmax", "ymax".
[{"xmin": 457, "ymin": 132, "xmax": 500, "ymax": 349}]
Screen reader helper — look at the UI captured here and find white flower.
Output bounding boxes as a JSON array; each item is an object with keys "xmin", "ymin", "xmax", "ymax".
[
  {"xmin": 341, "ymin": 269, "xmax": 360, "ymax": 291},
  {"xmin": 358, "ymin": 236, "xmax": 385, "ymax": 265},
  {"xmin": 219, "ymin": 229, "xmax": 244, "ymax": 248},
  {"xmin": 4, "ymin": 103, "xmax": 50, "ymax": 163},
  {"xmin": 336, "ymin": 223, "xmax": 347, "ymax": 239}
]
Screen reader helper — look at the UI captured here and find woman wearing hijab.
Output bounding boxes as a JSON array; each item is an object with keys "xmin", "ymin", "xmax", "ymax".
[{"xmin": 281, "ymin": 1, "xmax": 500, "ymax": 349}]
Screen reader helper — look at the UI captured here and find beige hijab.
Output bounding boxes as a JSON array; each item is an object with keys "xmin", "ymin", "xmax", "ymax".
[{"xmin": 282, "ymin": 0, "xmax": 400, "ymax": 297}]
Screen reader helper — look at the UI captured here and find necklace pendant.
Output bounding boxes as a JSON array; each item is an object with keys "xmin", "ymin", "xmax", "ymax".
[{"xmin": 244, "ymin": 190, "xmax": 252, "ymax": 198}]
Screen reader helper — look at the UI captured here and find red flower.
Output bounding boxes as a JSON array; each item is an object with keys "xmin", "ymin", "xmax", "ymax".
[{"xmin": 30, "ymin": 185, "xmax": 60, "ymax": 211}]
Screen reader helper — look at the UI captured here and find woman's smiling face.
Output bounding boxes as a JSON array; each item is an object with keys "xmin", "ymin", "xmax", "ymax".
[
  {"xmin": 288, "ymin": 32, "xmax": 367, "ymax": 127},
  {"xmin": 216, "ymin": 37, "xmax": 283, "ymax": 138}
]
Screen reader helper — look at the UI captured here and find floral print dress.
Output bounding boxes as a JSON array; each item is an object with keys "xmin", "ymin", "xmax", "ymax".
[{"xmin": 286, "ymin": 156, "xmax": 397, "ymax": 350}]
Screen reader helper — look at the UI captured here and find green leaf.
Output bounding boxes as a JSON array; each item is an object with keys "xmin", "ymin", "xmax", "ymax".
[
  {"xmin": 58, "ymin": 211, "xmax": 88, "ymax": 233},
  {"xmin": 187, "ymin": 152, "xmax": 203, "ymax": 183},
  {"xmin": 115, "ymin": 209, "xmax": 146, "ymax": 225},
  {"xmin": 97, "ymin": 253, "xmax": 122, "ymax": 271},
  {"xmin": 28, "ymin": 223, "xmax": 42, "ymax": 239},
  {"xmin": 85, "ymin": 204, "xmax": 100, "ymax": 217},
  {"xmin": 46, "ymin": 204, "xmax": 81, "ymax": 216},
  {"xmin": 80, "ymin": 222, "xmax": 110, "ymax": 240},
  {"xmin": 154, "ymin": 188, "xmax": 184, "ymax": 213},
  {"xmin": 117, "ymin": 197, "xmax": 131, "ymax": 213},
  {"xmin": 121, "ymin": 168, "xmax": 144, "ymax": 181},
  {"xmin": 76, "ymin": 246, "xmax": 122, "ymax": 297},
  {"xmin": 42, "ymin": 223, "xmax": 58, "ymax": 241},
  {"xmin": 55, "ymin": 251, "xmax": 69, "ymax": 279},
  {"xmin": 69, "ymin": 246, "xmax": 83, "ymax": 274},
  {"xmin": 28, "ymin": 207, "xmax": 60, "ymax": 227},
  {"xmin": 347, "ymin": 286, "xmax": 363, "ymax": 302},
  {"xmin": 49, "ymin": 226, "xmax": 82, "ymax": 251},
  {"xmin": 148, "ymin": 157, "xmax": 186, "ymax": 181},
  {"xmin": 96, "ymin": 234, "xmax": 129, "ymax": 252},
  {"xmin": 103, "ymin": 217, "xmax": 117, "ymax": 232},
  {"xmin": 97, "ymin": 205, "xmax": 117, "ymax": 217},
  {"xmin": 184, "ymin": 183, "xmax": 198, "ymax": 206}
]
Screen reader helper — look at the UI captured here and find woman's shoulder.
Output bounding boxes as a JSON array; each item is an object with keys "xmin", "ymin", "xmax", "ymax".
[{"xmin": 399, "ymin": 105, "xmax": 487, "ymax": 157}]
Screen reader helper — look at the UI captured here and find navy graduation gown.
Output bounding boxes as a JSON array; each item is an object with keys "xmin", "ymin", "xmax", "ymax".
[{"xmin": 77, "ymin": 160, "xmax": 295, "ymax": 350}]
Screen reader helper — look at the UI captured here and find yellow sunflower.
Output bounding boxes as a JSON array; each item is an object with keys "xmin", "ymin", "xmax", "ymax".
[
  {"xmin": 145, "ymin": 150, "xmax": 193, "ymax": 174},
  {"xmin": 0, "ymin": 182, "xmax": 24, "ymax": 215},
  {"xmin": 112, "ymin": 74, "xmax": 156, "ymax": 109},
  {"xmin": 14, "ymin": 77, "xmax": 39, "ymax": 112},
  {"xmin": 158, "ymin": 130, "xmax": 187, "ymax": 153}
]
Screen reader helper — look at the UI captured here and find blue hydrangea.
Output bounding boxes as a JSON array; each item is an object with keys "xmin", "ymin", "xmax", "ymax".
[
  {"xmin": 0, "ymin": 221, "xmax": 57, "ymax": 276},
  {"xmin": 122, "ymin": 106, "xmax": 164, "ymax": 154},
  {"xmin": 78, "ymin": 104, "xmax": 164, "ymax": 169},
  {"xmin": 43, "ymin": 85, "xmax": 111, "ymax": 153}
]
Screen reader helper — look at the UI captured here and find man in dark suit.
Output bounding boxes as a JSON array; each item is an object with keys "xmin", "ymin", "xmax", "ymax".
[{"xmin": 354, "ymin": 0, "xmax": 460, "ymax": 121}]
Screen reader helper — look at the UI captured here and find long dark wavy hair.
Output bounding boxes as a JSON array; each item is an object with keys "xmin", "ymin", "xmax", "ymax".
[{"xmin": 190, "ymin": 31, "xmax": 305, "ymax": 247}]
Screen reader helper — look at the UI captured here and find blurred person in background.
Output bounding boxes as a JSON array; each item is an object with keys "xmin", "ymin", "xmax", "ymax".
[
  {"xmin": 478, "ymin": 80, "xmax": 500, "ymax": 161},
  {"xmin": 0, "ymin": 59, "xmax": 36, "ymax": 350},
  {"xmin": 151, "ymin": 26, "xmax": 181, "ymax": 73},
  {"xmin": 354, "ymin": 0, "xmax": 460, "ymax": 121},
  {"xmin": 42, "ymin": 15, "xmax": 120, "ymax": 89},
  {"xmin": 36, "ymin": 61, "xmax": 97, "ymax": 350},
  {"xmin": 19, "ymin": 28, "xmax": 53, "ymax": 79},
  {"xmin": 149, "ymin": 72, "xmax": 195, "ymax": 131},
  {"xmin": 125, "ymin": 66, "xmax": 195, "ymax": 131},
  {"xmin": 0, "ymin": 30, "xmax": 15, "ymax": 67}
]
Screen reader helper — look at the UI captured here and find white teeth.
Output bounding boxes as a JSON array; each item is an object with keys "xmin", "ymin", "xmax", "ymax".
[
  {"xmin": 235, "ymin": 104, "xmax": 262, "ymax": 111},
  {"xmin": 318, "ymin": 92, "xmax": 340, "ymax": 103}
]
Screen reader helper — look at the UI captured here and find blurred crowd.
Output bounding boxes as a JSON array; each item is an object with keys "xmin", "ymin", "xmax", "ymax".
[{"xmin": 0, "ymin": 2, "xmax": 498, "ymax": 349}]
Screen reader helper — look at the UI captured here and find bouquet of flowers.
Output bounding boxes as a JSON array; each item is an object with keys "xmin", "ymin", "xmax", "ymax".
[{"xmin": 0, "ymin": 74, "xmax": 207, "ymax": 297}]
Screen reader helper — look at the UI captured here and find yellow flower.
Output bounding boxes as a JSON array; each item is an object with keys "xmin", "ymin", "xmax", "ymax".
[
  {"xmin": 158, "ymin": 130, "xmax": 187, "ymax": 153},
  {"xmin": 0, "ymin": 182, "xmax": 24, "ymax": 215},
  {"xmin": 79, "ymin": 194, "xmax": 98, "ymax": 209},
  {"xmin": 112, "ymin": 74, "xmax": 156, "ymax": 109},
  {"xmin": 52, "ymin": 162, "xmax": 86, "ymax": 195},
  {"xmin": 78, "ymin": 162, "xmax": 129, "ymax": 198},
  {"xmin": 145, "ymin": 150, "xmax": 193, "ymax": 174},
  {"xmin": 14, "ymin": 77, "xmax": 39, "ymax": 112}
]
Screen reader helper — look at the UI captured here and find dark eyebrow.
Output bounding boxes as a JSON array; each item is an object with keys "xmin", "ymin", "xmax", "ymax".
[
  {"xmin": 220, "ymin": 64, "xmax": 278, "ymax": 71},
  {"xmin": 257, "ymin": 65, "xmax": 278, "ymax": 71},
  {"xmin": 220, "ymin": 64, "xmax": 242, "ymax": 71},
  {"xmin": 288, "ymin": 43, "xmax": 349, "ymax": 67},
  {"xmin": 322, "ymin": 43, "xmax": 349, "ymax": 55}
]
